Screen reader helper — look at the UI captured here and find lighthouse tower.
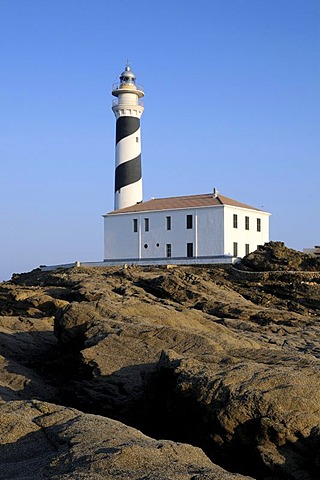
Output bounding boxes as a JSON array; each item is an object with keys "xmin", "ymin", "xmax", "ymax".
[{"xmin": 112, "ymin": 65, "xmax": 144, "ymax": 210}]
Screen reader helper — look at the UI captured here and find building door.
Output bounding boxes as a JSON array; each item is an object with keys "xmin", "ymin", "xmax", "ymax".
[{"xmin": 187, "ymin": 242, "xmax": 193, "ymax": 258}]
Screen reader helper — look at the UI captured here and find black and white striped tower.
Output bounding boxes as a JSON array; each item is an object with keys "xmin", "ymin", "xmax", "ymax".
[{"xmin": 112, "ymin": 65, "xmax": 144, "ymax": 210}]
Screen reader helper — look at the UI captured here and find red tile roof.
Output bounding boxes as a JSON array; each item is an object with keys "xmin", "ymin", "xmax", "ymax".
[{"xmin": 107, "ymin": 193, "xmax": 266, "ymax": 215}]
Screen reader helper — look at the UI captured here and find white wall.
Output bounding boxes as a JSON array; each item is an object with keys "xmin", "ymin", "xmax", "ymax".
[
  {"xmin": 303, "ymin": 247, "xmax": 320, "ymax": 256},
  {"xmin": 223, "ymin": 206, "xmax": 270, "ymax": 257},
  {"xmin": 105, "ymin": 208, "xmax": 200, "ymax": 260},
  {"xmin": 104, "ymin": 213, "xmax": 140, "ymax": 260},
  {"xmin": 196, "ymin": 207, "xmax": 224, "ymax": 256},
  {"xmin": 104, "ymin": 205, "xmax": 269, "ymax": 261},
  {"xmin": 137, "ymin": 208, "xmax": 196, "ymax": 259}
]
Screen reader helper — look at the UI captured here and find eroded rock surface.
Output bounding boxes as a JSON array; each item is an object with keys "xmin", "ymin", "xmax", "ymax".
[
  {"xmin": 0, "ymin": 400, "xmax": 252, "ymax": 480},
  {"xmin": 237, "ymin": 241, "xmax": 320, "ymax": 272},
  {"xmin": 0, "ymin": 242, "xmax": 320, "ymax": 479}
]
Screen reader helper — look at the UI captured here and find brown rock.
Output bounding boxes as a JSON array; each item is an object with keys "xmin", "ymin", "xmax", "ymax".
[
  {"xmin": 1, "ymin": 242, "xmax": 320, "ymax": 479},
  {"xmin": 149, "ymin": 350, "xmax": 320, "ymax": 479},
  {"xmin": 0, "ymin": 400, "xmax": 253, "ymax": 480},
  {"xmin": 0, "ymin": 315, "xmax": 58, "ymax": 403},
  {"xmin": 237, "ymin": 241, "xmax": 320, "ymax": 272}
]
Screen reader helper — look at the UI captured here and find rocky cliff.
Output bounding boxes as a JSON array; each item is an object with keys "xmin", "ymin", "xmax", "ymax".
[{"xmin": 1, "ymin": 242, "xmax": 320, "ymax": 479}]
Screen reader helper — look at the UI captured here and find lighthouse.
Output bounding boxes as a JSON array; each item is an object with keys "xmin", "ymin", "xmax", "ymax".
[
  {"xmin": 112, "ymin": 65, "xmax": 145, "ymax": 210},
  {"xmin": 103, "ymin": 64, "xmax": 271, "ymax": 265}
]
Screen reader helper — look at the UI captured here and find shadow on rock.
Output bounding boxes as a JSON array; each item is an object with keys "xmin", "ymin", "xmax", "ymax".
[
  {"xmin": 0, "ymin": 330, "xmax": 59, "ymax": 403},
  {"xmin": 138, "ymin": 351, "xmax": 320, "ymax": 480}
]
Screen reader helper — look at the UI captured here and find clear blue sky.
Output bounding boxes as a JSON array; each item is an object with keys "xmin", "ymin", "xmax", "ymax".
[{"xmin": 1, "ymin": 0, "xmax": 319, "ymax": 281}]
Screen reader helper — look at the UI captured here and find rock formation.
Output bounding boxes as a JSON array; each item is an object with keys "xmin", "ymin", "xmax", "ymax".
[{"xmin": 1, "ymin": 242, "xmax": 320, "ymax": 479}]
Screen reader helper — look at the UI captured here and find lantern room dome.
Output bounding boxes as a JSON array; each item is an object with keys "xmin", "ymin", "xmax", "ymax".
[{"xmin": 120, "ymin": 66, "xmax": 136, "ymax": 84}]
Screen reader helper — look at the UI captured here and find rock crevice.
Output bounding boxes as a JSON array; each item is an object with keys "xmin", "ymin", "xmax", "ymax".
[{"xmin": 1, "ymin": 242, "xmax": 320, "ymax": 479}]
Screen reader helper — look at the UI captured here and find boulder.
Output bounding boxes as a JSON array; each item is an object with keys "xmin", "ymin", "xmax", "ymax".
[{"xmin": 237, "ymin": 241, "xmax": 320, "ymax": 272}]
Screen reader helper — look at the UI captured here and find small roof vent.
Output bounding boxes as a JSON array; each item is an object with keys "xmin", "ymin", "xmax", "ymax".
[{"xmin": 213, "ymin": 187, "xmax": 219, "ymax": 198}]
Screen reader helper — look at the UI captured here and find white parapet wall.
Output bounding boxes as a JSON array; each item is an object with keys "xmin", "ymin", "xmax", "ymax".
[
  {"xmin": 303, "ymin": 246, "xmax": 320, "ymax": 256},
  {"xmin": 40, "ymin": 255, "xmax": 236, "ymax": 271}
]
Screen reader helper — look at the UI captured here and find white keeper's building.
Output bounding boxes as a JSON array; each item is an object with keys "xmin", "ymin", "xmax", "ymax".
[{"xmin": 103, "ymin": 65, "xmax": 270, "ymax": 265}]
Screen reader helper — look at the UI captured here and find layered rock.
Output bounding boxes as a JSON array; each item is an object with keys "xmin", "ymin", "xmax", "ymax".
[{"xmin": 0, "ymin": 242, "xmax": 320, "ymax": 479}]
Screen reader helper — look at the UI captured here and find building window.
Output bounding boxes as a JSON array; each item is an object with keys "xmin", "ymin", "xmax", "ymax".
[
  {"xmin": 144, "ymin": 218, "xmax": 149, "ymax": 232},
  {"xmin": 233, "ymin": 242, "xmax": 238, "ymax": 257},
  {"xmin": 133, "ymin": 219, "xmax": 138, "ymax": 232},
  {"xmin": 166, "ymin": 216, "xmax": 171, "ymax": 230},
  {"xmin": 136, "ymin": 136, "xmax": 139, "ymax": 143},
  {"xmin": 245, "ymin": 244, "xmax": 250, "ymax": 256},
  {"xmin": 233, "ymin": 214, "xmax": 238, "ymax": 228},
  {"xmin": 257, "ymin": 218, "xmax": 261, "ymax": 232},
  {"xmin": 166, "ymin": 244, "xmax": 171, "ymax": 258},
  {"xmin": 187, "ymin": 242, "xmax": 194, "ymax": 257},
  {"xmin": 245, "ymin": 216, "xmax": 250, "ymax": 230},
  {"xmin": 186, "ymin": 214, "xmax": 193, "ymax": 229}
]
